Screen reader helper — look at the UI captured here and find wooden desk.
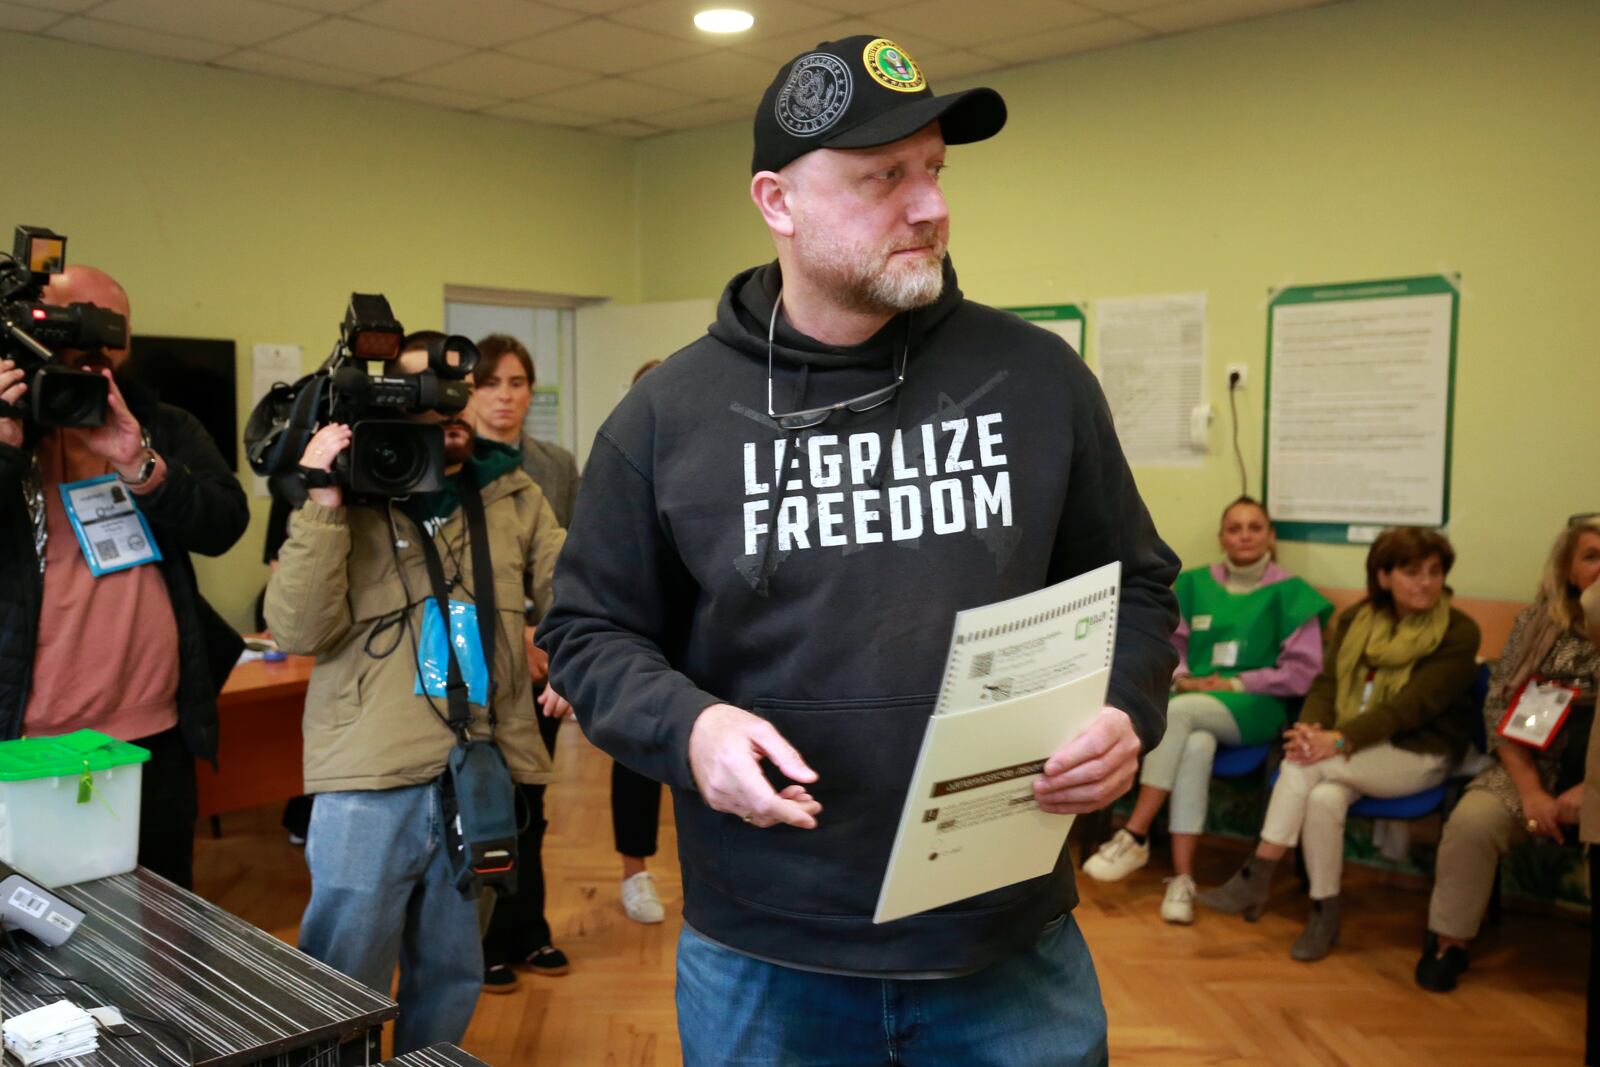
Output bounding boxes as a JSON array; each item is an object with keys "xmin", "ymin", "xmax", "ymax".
[
  {"xmin": 0, "ymin": 867, "xmax": 395, "ymax": 1067},
  {"xmin": 197, "ymin": 654, "xmax": 313, "ymax": 820}
]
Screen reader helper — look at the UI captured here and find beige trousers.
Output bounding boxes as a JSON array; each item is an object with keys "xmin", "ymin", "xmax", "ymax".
[
  {"xmin": 1428, "ymin": 788, "xmax": 1527, "ymax": 940},
  {"xmin": 1261, "ymin": 742, "xmax": 1450, "ymax": 899}
]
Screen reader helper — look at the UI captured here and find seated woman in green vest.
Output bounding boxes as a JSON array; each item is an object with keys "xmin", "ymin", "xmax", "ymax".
[{"xmin": 1084, "ymin": 497, "xmax": 1331, "ymax": 926}]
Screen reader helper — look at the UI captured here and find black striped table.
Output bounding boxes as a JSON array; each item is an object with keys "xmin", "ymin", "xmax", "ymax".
[
  {"xmin": 378, "ymin": 1045, "xmax": 489, "ymax": 1067},
  {"xmin": 0, "ymin": 867, "xmax": 397, "ymax": 1067}
]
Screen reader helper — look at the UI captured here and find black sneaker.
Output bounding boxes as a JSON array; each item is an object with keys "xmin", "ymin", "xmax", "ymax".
[
  {"xmin": 482, "ymin": 963, "xmax": 520, "ymax": 995},
  {"xmin": 1414, "ymin": 932, "xmax": 1468, "ymax": 992},
  {"xmin": 522, "ymin": 945, "xmax": 570, "ymax": 977}
]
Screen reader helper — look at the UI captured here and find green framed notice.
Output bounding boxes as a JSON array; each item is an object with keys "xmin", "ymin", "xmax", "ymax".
[
  {"xmin": 1007, "ymin": 304, "xmax": 1086, "ymax": 359},
  {"xmin": 1262, "ymin": 275, "xmax": 1459, "ymax": 544}
]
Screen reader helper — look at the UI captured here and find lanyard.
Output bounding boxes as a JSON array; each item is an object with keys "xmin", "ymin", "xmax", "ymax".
[{"xmin": 411, "ymin": 474, "xmax": 499, "ymax": 742}]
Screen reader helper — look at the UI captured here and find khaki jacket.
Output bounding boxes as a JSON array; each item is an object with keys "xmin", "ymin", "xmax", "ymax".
[{"xmin": 264, "ymin": 469, "xmax": 566, "ymax": 793}]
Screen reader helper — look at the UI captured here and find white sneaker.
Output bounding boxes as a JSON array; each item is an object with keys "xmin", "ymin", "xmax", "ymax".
[
  {"xmin": 621, "ymin": 871, "xmax": 666, "ymax": 924},
  {"xmin": 1083, "ymin": 828, "xmax": 1150, "ymax": 883},
  {"xmin": 1161, "ymin": 874, "xmax": 1196, "ymax": 925}
]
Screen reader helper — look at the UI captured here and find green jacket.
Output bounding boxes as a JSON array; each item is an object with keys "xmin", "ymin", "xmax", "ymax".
[
  {"xmin": 1300, "ymin": 603, "xmax": 1480, "ymax": 760},
  {"xmin": 264, "ymin": 469, "xmax": 566, "ymax": 793}
]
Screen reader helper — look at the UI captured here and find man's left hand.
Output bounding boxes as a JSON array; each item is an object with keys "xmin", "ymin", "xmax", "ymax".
[
  {"xmin": 539, "ymin": 686, "xmax": 573, "ymax": 719},
  {"xmin": 85, "ymin": 370, "xmax": 147, "ymax": 473},
  {"xmin": 1033, "ymin": 706, "xmax": 1140, "ymax": 814}
]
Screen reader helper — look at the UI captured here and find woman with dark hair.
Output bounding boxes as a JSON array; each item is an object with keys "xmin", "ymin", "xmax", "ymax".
[
  {"xmin": 1084, "ymin": 497, "xmax": 1330, "ymax": 925},
  {"xmin": 1198, "ymin": 527, "xmax": 1480, "ymax": 961},
  {"xmin": 1417, "ymin": 518, "xmax": 1600, "ymax": 991}
]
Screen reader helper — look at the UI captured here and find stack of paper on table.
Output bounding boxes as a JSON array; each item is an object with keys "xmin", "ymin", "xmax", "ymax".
[
  {"xmin": 3, "ymin": 1000, "xmax": 99, "ymax": 1065},
  {"xmin": 874, "ymin": 563, "xmax": 1121, "ymax": 924}
]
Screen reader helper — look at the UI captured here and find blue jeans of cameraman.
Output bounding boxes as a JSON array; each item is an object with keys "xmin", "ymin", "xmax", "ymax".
[
  {"xmin": 676, "ymin": 912, "xmax": 1108, "ymax": 1066},
  {"xmin": 300, "ymin": 784, "xmax": 481, "ymax": 1054}
]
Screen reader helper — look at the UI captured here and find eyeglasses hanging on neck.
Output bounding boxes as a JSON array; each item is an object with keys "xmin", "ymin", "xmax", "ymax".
[{"xmin": 765, "ymin": 290, "xmax": 909, "ymax": 431}]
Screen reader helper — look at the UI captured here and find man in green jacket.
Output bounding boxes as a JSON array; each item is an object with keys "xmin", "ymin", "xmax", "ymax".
[{"xmin": 264, "ymin": 333, "xmax": 567, "ymax": 1053}]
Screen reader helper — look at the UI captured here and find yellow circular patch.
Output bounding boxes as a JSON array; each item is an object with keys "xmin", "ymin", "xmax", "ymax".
[{"xmin": 862, "ymin": 39, "xmax": 925, "ymax": 93}]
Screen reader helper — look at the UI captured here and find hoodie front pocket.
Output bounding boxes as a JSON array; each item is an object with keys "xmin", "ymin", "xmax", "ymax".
[{"xmin": 725, "ymin": 693, "xmax": 936, "ymax": 918}]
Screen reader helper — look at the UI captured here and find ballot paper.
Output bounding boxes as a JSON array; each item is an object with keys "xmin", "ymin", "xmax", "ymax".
[
  {"xmin": 3, "ymin": 1000, "xmax": 99, "ymax": 1065},
  {"xmin": 875, "ymin": 564, "xmax": 1120, "ymax": 924}
]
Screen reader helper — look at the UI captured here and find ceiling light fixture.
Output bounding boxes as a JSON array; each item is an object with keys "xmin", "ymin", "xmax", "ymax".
[{"xmin": 693, "ymin": 9, "xmax": 755, "ymax": 33}]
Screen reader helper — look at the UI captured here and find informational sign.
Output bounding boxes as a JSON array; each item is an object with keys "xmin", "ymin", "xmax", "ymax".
[
  {"xmin": 1263, "ymin": 275, "xmax": 1459, "ymax": 543},
  {"xmin": 1007, "ymin": 304, "xmax": 1086, "ymax": 358},
  {"xmin": 1094, "ymin": 293, "xmax": 1207, "ymax": 466}
]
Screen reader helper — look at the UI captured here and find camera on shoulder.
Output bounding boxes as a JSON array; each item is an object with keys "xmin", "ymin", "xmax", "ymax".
[
  {"xmin": 245, "ymin": 293, "xmax": 480, "ymax": 502},
  {"xmin": 0, "ymin": 225, "xmax": 127, "ymax": 428}
]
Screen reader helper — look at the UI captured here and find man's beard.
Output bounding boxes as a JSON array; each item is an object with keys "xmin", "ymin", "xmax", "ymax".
[
  {"xmin": 441, "ymin": 418, "xmax": 474, "ymax": 465},
  {"xmin": 792, "ymin": 223, "xmax": 946, "ymax": 317}
]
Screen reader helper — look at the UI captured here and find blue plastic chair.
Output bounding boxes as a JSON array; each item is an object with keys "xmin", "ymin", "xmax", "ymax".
[{"xmin": 1212, "ymin": 743, "xmax": 1271, "ymax": 778}]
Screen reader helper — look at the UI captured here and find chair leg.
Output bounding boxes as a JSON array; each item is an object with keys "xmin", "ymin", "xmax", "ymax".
[
  {"xmin": 209, "ymin": 815, "xmax": 223, "ymax": 839},
  {"xmin": 1294, "ymin": 845, "xmax": 1310, "ymax": 890},
  {"xmin": 1488, "ymin": 861, "xmax": 1503, "ymax": 926}
]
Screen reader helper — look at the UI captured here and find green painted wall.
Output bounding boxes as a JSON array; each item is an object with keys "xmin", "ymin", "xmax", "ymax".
[
  {"xmin": 1, "ymin": 31, "xmax": 641, "ymax": 629},
  {"xmin": 634, "ymin": 0, "xmax": 1600, "ymax": 603}
]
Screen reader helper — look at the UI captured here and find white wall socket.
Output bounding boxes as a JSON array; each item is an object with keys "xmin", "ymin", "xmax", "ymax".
[{"xmin": 1226, "ymin": 362, "xmax": 1249, "ymax": 389}]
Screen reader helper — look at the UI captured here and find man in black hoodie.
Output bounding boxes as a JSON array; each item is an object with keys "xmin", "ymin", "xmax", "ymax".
[{"xmin": 540, "ymin": 36, "xmax": 1180, "ymax": 1066}]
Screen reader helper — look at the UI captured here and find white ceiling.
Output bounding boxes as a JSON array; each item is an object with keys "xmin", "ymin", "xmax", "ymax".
[{"xmin": 1, "ymin": 0, "xmax": 1341, "ymax": 137}]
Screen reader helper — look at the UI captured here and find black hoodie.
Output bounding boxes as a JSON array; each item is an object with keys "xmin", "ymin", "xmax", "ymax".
[{"xmin": 541, "ymin": 259, "xmax": 1179, "ymax": 974}]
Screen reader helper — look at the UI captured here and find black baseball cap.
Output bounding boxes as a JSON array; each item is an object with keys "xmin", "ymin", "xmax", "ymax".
[{"xmin": 752, "ymin": 35, "xmax": 1006, "ymax": 174}]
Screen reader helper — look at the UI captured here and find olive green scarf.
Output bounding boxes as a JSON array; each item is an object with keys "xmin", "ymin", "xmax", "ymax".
[{"xmin": 1334, "ymin": 597, "xmax": 1452, "ymax": 726}]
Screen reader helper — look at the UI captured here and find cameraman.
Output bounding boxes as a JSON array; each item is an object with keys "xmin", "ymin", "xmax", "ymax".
[
  {"xmin": 264, "ymin": 331, "xmax": 568, "ymax": 1053},
  {"xmin": 0, "ymin": 265, "xmax": 248, "ymax": 890}
]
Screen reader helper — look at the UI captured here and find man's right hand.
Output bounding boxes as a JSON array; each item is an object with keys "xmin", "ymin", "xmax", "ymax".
[
  {"xmin": 688, "ymin": 703, "xmax": 822, "ymax": 829},
  {"xmin": 299, "ymin": 422, "xmax": 351, "ymax": 508},
  {"xmin": 0, "ymin": 359, "xmax": 27, "ymax": 449}
]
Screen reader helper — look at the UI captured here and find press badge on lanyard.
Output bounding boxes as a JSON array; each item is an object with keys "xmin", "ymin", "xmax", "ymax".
[
  {"xmin": 1497, "ymin": 677, "xmax": 1580, "ymax": 751},
  {"xmin": 415, "ymin": 599, "xmax": 490, "ymax": 706},
  {"xmin": 58, "ymin": 475, "xmax": 162, "ymax": 576}
]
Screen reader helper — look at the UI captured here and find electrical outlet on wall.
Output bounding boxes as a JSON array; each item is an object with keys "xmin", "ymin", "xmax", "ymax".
[{"xmin": 1226, "ymin": 362, "xmax": 1249, "ymax": 389}]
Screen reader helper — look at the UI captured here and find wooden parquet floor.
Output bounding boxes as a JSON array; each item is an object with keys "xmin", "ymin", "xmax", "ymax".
[{"xmin": 195, "ymin": 722, "xmax": 1589, "ymax": 1066}]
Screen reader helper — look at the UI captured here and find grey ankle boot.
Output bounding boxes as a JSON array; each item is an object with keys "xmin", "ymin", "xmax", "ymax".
[
  {"xmin": 1195, "ymin": 855, "xmax": 1276, "ymax": 921},
  {"xmin": 1291, "ymin": 896, "xmax": 1342, "ymax": 961}
]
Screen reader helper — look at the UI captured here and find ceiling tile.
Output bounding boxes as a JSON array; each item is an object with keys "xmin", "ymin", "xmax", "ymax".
[
  {"xmin": 255, "ymin": 0, "xmax": 367, "ymax": 10},
  {"xmin": 807, "ymin": 0, "xmax": 915, "ymax": 12},
  {"xmin": 351, "ymin": 0, "xmax": 580, "ymax": 48},
  {"xmin": 629, "ymin": 48, "xmax": 775, "ymax": 97},
  {"xmin": 532, "ymin": 76, "xmax": 700, "ymax": 119},
  {"xmin": 409, "ymin": 51, "xmax": 595, "ymax": 96},
  {"xmin": 872, "ymin": 0, "xmax": 1103, "ymax": 48},
  {"xmin": 501, "ymin": 18, "xmax": 707, "ymax": 73},
  {"xmin": 643, "ymin": 98, "xmax": 750, "ymax": 129},
  {"xmin": 538, "ymin": 0, "xmax": 647, "ymax": 12},
  {"xmin": 979, "ymin": 16, "xmax": 1150, "ymax": 62},
  {"xmin": 914, "ymin": 48, "xmax": 1006, "ymax": 81},
  {"xmin": 261, "ymin": 17, "xmax": 474, "ymax": 75},
  {"xmin": 1075, "ymin": 0, "xmax": 1173, "ymax": 11},
  {"xmin": 0, "ymin": 1, "xmax": 63, "ymax": 30},
  {"xmin": 215, "ymin": 48, "xmax": 377, "ymax": 86},
  {"xmin": 1, "ymin": 0, "xmax": 99, "ymax": 11},
  {"xmin": 363, "ymin": 79, "xmax": 505, "ymax": 109},
  {"xmin": 85, "ymin": 0, "xmax": 322, "ymax": 45},
  {"xmin": 482, "ymin": 98, "xmax": 605, "ymax": 126},
  {"xmin": 611, "ymin": 0, "xmax": 842, "ymax": 46},
  {"xmin": 592, "ymin": 119, "xmax": 663, "ymax": 136},
  {"xmin": 728, "ymin": 18, "xmax": 867, "ymax": 63},
  {"xmin": 45, "ymin": 16, "xmax": 234, "ymax": 60},
  {"xmin": 1127, "ymin": 0, "xmax": 1321, "ymax": 34}
]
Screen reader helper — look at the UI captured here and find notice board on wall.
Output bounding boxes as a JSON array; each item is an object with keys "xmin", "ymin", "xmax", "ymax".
[
  {"xmin": 1263, "ymin": 275, "xmax": 1459, "ymax": 543},
  {"xmin": 1007, "ymin": 303, "xmax": 1086, "ymax": 358}
]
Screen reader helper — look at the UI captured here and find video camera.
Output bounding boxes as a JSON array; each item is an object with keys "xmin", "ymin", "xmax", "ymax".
[
  {"xmin": 245, "ymin": 293, "xmax": 480, "ymax": 501},
  {"xmin": 0, "ymin": 226, "xmax": 127, "ymax": 428}
]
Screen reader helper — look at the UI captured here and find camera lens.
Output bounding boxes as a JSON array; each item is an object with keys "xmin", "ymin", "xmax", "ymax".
[
  {"xmin": 352, "ymin": 420, "xmax": 440, "ymax": 496},
  {"xmin": 33, "ymin": 367, "xmax": 108, "ymax": 428}
]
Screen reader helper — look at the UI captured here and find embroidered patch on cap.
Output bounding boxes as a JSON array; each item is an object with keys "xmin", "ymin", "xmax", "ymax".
[
  {"xmin": 775, "ymin": 52, "xmax": 853, "ymax": 136},
  {"xmin": 863, "ymin": 39, "xmax": 924, "ymax": 93}
]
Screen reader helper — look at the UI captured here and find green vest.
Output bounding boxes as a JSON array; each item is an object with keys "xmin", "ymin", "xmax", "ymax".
[{"xmin": 1172, "ymin": 565, "xmax": 1333, "ymax": 743}]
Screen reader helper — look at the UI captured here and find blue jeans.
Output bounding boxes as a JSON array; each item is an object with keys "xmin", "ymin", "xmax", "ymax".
[
  {"xmin": 676, "ymin": 914, "xmax": 1108, "ymax": 1066},
  {"xmin": 300, "ymin": 785, "xmax": 482, "ymax": 1054}
]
